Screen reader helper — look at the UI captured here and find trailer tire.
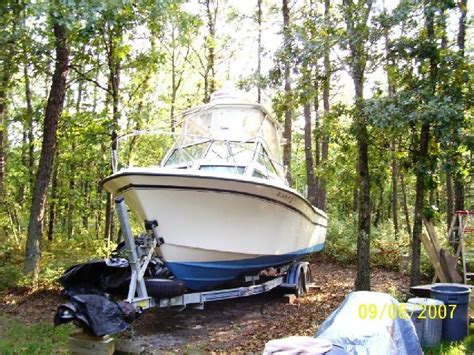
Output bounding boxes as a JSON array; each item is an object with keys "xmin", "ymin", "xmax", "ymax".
[
  {"xmin": 295, "ymin": 272, "xmax": 305, "ymax": 297},
  {"xmin": 304, "ymin": 266, "xmax": 312, "ymax": 293},
  {"xmin": 145, "ymin": 279, "xmax": 186, "ymax": 298}
]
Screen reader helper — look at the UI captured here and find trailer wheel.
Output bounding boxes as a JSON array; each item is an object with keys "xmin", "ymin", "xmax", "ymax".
[
  {"xmin": 145, "ymin": 278, "xmax": 186, "ymax": 298},
  {"xmin": 295, "ymin": 271, "xmax": 305, "ymax": 297},
  {"xmin": 304, "ymin": 265, "xmax": 313, "ymax": 293}
]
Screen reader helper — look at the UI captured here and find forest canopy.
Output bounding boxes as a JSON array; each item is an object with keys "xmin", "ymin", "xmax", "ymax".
[{"xmin": 0, "ymin": 0, "xmax": 472, "ymax": 289}]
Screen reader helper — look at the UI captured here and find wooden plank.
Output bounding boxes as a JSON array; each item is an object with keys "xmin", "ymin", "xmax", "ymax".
[
  {"xmin": 440, "ymin": 249, "xmax": 462, "ymax": 283},
  {"xmin": 423, "ymin": 217, "xmax": 442, "ymax": 252},
  {"xmin": 420, "ymin": 233, "xmax": 448, "ymax": 283},
  {"xmin": 69, "ymin": 332, "xmax": 114, "ymax": 355}
]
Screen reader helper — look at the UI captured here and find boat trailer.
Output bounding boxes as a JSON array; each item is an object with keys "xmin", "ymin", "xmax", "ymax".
[
  {"xmin": 55, "ymin": 197, "xmax": 314, "ymax": 337},
  {"xmin": 114, "ymin": 196, "xmax": 313, "ymax": 313}
]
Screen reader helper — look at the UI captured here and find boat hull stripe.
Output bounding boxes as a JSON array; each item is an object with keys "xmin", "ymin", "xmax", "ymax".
[{"xmin": 164, "ymin": 243, "xmax": 325, "ymax": 290}]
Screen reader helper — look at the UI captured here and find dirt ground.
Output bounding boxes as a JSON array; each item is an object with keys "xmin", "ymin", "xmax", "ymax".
[{"xmin": 0, "ymin": 258, "xmax": 411, "ymax": 353}]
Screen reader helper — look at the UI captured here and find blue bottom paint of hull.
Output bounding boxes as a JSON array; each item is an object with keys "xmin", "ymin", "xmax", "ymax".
[{"xmin": 165, "ymin": 243, "xmax": 324, "ymax": 291}]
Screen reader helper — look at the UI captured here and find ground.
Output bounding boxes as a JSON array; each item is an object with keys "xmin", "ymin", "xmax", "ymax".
[{"xmin": 0, "ymin": 258, "xmax": 412, "ymax": 353}]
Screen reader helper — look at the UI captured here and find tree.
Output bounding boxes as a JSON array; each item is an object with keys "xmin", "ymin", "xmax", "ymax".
[
  {"xmin": 158, "ymin": 3, "xmax": 199, "ymax": 131},
  {"xmin": 318, "ymin": 0, "xmax": 331, "ymax": 212},
  {"xmin": 24, "ymin": 11, "xmax": 69, "ymax": 277},
  {"xmin": 453, "ymin": 0, "xmax": 467, "ymax": 213},
  {"xmin": 256, "ymin": 0, "xmax": 263, "ymax": 103},
  {"xmin": 201, "ymin": 0, "xmax": 218, "ymax": 102},
  {"xmin": 342, "ymin": 0, "xmax": 373, "ymax": 291},
  {"xmin": 381, "ymin": 10, "xmax": 399, "ymax": 237},
  {"xmin": 302, "ymin": 63, "xmax": 317, "ymax": 205},
  {"xmin": 0, "ymin": 1, "xmax": 23, "ymax": 208},
  {"xmin": 282, "ymin": 0, "xmax": 293, "ymax": 185},
  {"xmin": 410, "ymin": 0, "xmax": 439, "ymax": 286}
]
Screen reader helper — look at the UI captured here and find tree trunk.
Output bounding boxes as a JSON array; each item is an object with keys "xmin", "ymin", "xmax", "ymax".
[
  {"xmin": 0, "ymin": 82, "xmax": 7, "ymax": 206},
  {"xmin": 313, "ymin": 64, "xmax": 321, "ymax": 204},
  {"xmin": 256, "ymin": 0, "xmax": 263, "ymax": 102},
  {"xmin": 24, "ymin": 60, "xmax": 35, "ymax": 176},
  {"xmin": 385, "ymin": 23, "xmax": 398, "ymax": 237},
  {"xmin": 391, "ymin": 140, "xmax": 399, "ymax": 237},
  {"xmin": 304, "ymin": 101, "xmax": 317, "ymax": 205},
  {"xmin": 204, "ymin": 0, "xmax": 217, "ymax": 102},
  {"xmin": 19, "ymin": 61, "xmax": 35, "ymax": 202},
  {"xmin": 103, "ymin": 25, "xmax": 122, "ymax": 244},
  {"xmin": 170, "ymin": 24, "xmax": 177, "ymax": 131},
  {"xmin": 400, "ymin": 173, "xmax": 412, "ymax": 236},
  {"xmin": 342, "ymin": 0, "xmax": 373, "ymax": 291},
  {"xmin": 47, "ymin": 157, "xmax": 59, "ymax": 241},
  {"xmin": 353, "ymin": 187, "xmax": 358, "ymax": 213},
  {"xmin": 454, "ymin": 181, "xmax": 464, "ymax": 212},
  {"xmin": 24, "ymin": 19, "xmax": 68, "ymax": 277},
  {"xmin": 411, "ymin": 0, "xmax": 437, "ymax": 286},
  {"xmin": 82, "ymin": 181, "xmax": 90, "ymax": 230},
  {"xmin": 453, "ymin": 0, "xmax": 467, "ymax": 213},
  {"xmin": 0, "ymin": 3, "xmax": 22, "ymax": 208},
  {"xmin": 282, "ymin": 0, "xmax": 292, "ymax": 185},
  {"xmin": 410, "ymin": 122, "xmax": 430, "ymax": 286},
  {"xmin": 0, "ymin": 67, "xmax": 12, "ymax": 206},
  {"xmin": 318, "ymin": 0, "xmax": 330, "ymax": 212},
  {"xmin": 355, "ymin": 109, "xmax": 371, "ymax": 291},
  {"xmin": 65, "ymin": 77, "xmax": 83, "ymax": 239},
  {"xmin": 446, "ymin": 170, "xmax": 453, "ymax": 228}
]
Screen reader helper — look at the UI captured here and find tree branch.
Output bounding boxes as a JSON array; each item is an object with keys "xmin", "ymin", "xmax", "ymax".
[{"xmin": 68, "ymin": 64, "xmax": 111, "ymax": 94}]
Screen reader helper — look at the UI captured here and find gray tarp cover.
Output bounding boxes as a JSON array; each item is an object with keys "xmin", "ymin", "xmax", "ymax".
[{"xmin": 315, "ymin": 291, "xmax": 423, "ymax": 355}]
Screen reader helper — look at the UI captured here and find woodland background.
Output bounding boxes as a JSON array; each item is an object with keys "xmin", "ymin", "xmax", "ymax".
[{"xmin": 0, "ymin": 0, "xmax": 472, "ymax": 291}]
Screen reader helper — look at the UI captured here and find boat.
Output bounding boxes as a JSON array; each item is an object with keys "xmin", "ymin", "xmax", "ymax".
[{"xmin": 103, "ymin": 90, "xmax": 327, "ymax": 291}]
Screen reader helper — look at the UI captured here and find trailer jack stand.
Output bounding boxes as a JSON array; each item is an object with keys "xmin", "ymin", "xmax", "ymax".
[{"xmin": 115, "ymin": 197, "xmax": 155, "ymax": 312}]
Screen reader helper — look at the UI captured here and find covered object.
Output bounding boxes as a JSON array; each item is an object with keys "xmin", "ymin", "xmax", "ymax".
[{"xmin": 315, "ymin": 291, "xmax": 422, "ymax": 355}]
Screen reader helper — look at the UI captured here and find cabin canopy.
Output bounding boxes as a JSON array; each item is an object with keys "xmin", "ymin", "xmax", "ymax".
[{"xmin": 178, "ymin": 105, "xmax": 281, "ymax": 163}]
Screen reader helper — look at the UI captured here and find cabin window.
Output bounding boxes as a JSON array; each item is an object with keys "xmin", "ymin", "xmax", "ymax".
[
  {"xmin": 164, "ymin": 141, "xmax": 209, "ymax": 166},
  {"xmin": 205, "ymin": 141, "xmax": 255, "ymax": 165},
  {"xmin": 199, "ymin": 165, "xmax": 245, "ymax": 175},
  {"xmin": 255, "ymin": 145, "xmax": 278, "ymax": 179},
  {"xmin": 184, "ymin": 108, "xmax": 264, "ymax": 142},
  {"xmin": 252, "ymin": 170, "xmax": 267, "ymax": 179},
  {"xmin": 260, "ymin": 118, "xmax": 280, "ymax": 161}
]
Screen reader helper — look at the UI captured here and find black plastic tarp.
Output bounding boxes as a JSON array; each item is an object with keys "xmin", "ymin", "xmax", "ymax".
[
  {"xmin": 59, "ymin": 258, "xmax": 131, "ymax": 295},
  {"xmin": 54, "ymin": 293, "xmax": 129, "ymax": 337},
  {"xmin": 59, "ymin": 257, "xmax": 168, "ymax": 296}
]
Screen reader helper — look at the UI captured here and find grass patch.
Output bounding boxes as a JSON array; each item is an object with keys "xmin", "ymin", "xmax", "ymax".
[{"xmin": 0, "ymin": 315, "xmax": 73, "ymax": 354}]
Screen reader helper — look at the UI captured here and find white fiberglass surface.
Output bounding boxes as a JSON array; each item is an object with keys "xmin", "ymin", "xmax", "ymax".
[{"xmin": 124, "ymin": 187, "xmax": 325, "ymax": 257}]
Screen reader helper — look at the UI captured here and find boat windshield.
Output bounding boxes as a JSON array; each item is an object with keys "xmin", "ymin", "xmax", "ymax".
[
  {"xmin": 178, "ymin": 106, "xmax": 280, "ymax": 162},
  {"xmin": 164, "ymin": 141, "xmax": 255, "ymax": 168}
]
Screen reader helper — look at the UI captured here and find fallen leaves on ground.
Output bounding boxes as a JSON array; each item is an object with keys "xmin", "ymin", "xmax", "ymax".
[{"xmin": 0, "ymin": 258, "xmax": 411, "ymax": 352}]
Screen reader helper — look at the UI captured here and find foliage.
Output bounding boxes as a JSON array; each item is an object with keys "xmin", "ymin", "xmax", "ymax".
[
  {"xmin": 0, "ymin": 230, "xmax": 114, "ymax": 291},
  {"xmin": 324, "ymin": 214, "xmax": 438, "ymax": 277},
  {"xmin": 0, "ymin": 0, "xmax": 471, "ymax": 304}
]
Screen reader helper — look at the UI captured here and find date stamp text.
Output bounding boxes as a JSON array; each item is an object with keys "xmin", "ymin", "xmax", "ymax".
[{"xmin": 357, "ymin": 303, "xmax": 457, "ymax": 320}]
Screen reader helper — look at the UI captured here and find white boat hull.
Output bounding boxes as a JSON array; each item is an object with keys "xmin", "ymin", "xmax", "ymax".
[{"xmin": 103, "ymin": 168, "xmax": 327, "ymax": 290}]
